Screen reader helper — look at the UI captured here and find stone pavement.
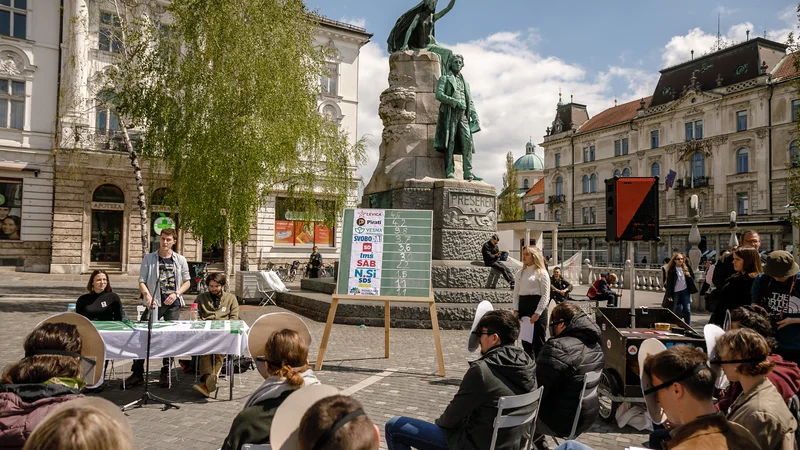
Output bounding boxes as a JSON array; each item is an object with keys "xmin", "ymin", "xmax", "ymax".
[{"xmin": 0, "ymin": 272, "xmax": 714, "ymax": 450}]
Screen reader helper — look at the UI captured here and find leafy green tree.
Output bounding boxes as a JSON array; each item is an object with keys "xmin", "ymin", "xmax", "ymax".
[{"xmin": 498, "ymin": 152, "xmax": 523, "ymax": 221}]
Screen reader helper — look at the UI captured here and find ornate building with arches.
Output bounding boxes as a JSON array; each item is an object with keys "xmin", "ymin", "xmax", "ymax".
[{"xmin": 541, "ymin": 37, "xmax": 799, "ymax": 264}]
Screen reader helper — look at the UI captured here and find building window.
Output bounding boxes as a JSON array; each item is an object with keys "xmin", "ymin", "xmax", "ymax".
[
  {"xmin": 651, "ymin": 162, "xmax": 661, "ymax": 178},
  {"xmin": 582, "ymin": 175, "xmax": 589, "ymax": 194},
  {"xmin": 690, "ymin": 152, "xmax": 705, "ymax": 181},
  {"xmin": 554, "ymin": 210, "xmax": 561, "ymax": 224},
  {"xmin": 622, "ymin": 168, "xmax": 631, "ymax": 177},
  {"xmin": 590, "ymin": 206, "xmax": 596, "ymax": 224},
  {"xmin": 736, "ymin": 192, "xmax": 749, "ymax": 216},
  {"xmin": 590, "ymin": 173, "xmax": 597, "ymax": 193},
  {"xmin": 582, "ymin": 207, "xmax": 589, "ymax": 224},
  {"xmin": 736, "ymin": 110, "xmax": 748, "ymax": 132},
  {"xmin": 614, "ymin": 140, "xmax": 621, "ymax": 157},
  {"xmin": 736, "ymin": 148, "xmax": 749, "ymax": 173},
  {"xmin": 0, "ymin": 78, "xmax": 24, "ymax": 130},
  {"xmin": 651, "ymin": 130, "xmax": 659, "ymax": 149},
  {"xmin": 320, "ymin": 62, "xmax": 338, "ymax": 96},
  {"xmin": 95, "ymin": 91, "xmax": 119, "ymax": 134},
  {"xmin": 622, "ymin": 138, "xmax": 629, "ymax": 156},
  {"xmin": 274, "ymin": 197, "xmax": 335, "ymax": 247},
  {"xmin": 590, "ymin": 145, "xmax": 595, "ymax": 161},
  {"xmin": 99, "ymin": 12, "xmax": 122, "ymax": 53},
  {"xmin": 695, "ymin": 120, "xmax": 703, "ymax": 139},
  {"xmin": 0, "ymin": 0, "xmax": 26, "ymax": 40},
  {"xmin": 523, "ymin": 178, "xmax": 529, "ymax": 189},
  {"xmin": 791, "ymin": 140, "xmax": 800, "ymax": 168},
  {"xmin": 0, "ymin": 178, "xmax": 22, "ymax": 240},
  {"xmin": 613, "ymin": 169, "xmax": 621, "ymax": 178},
  {"xmin": 792, "ymin": 100, "xmax": 800, "ymax": 122},
  {"xmin": 555, "ymin": 176, "xmax": 563, "ymax": 197},
  {"xmin": 555, "ymin": 153, "xmax": 561, "ymax": 168},
  {"xmin": 685, "ymin": 122, "xmax": 693, "ymax": 141},
  {"xmin": 582, "ymin": 147, "xmax": 588, "ymax": 163}
]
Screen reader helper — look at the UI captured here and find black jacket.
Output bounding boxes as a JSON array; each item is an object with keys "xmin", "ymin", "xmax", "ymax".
[
  {"xmin": 220, "ymin": 390, "xmax": 292, "ymax": 450},
  {"xmin": 709, "ymin": 274, "xmax": 757, "ymax": 325},
  {"xmin": 482, "ymin": 240, "xmax": 500, "ymax": 267},
  {"xmin": 713, "ymin": 252, "xmax": 767, "ymax": 288},
  {"xmin": 664, "ymin": 265, "xmax": 697, "ymax": 300},
  {"xmin": 551, "ymin": 277, "xmax": 573, "ymax": 301},
  {"xmin": 536, "ymin": 312, "xmax": 605, "ymax": 438},
  {"xmin": 436, "ymin": 345, "xmax": 536, "ymax": 450}
]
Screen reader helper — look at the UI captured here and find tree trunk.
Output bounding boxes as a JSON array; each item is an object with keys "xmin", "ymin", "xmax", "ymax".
[
  {"xmin": 120, "ymin": 123, "xmax": 149, "ymax": 258},
  {"xmin": 240, "ymin": 241, "xmax": 249, "ymax": 271}
]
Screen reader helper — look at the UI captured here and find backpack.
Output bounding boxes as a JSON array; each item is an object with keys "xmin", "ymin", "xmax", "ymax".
[{"xmin": 587, "ymin": 279, "xmax": 603, "ymax": 299}]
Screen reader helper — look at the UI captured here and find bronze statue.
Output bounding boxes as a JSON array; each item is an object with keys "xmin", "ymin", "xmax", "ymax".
[
  {"xmin": 434, "ymin": 54, "xmax": 481, "ymax": 181},
  {"xmin": 387, "ymin": 0, "xmax": 456, "ymax": 53}
]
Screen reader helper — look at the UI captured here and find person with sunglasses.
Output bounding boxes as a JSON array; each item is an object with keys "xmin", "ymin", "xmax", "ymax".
[
  {"xmin": 663, "ymin": 253, "xmax": 697, "ymax": 325},
  {"xmin": 714, "ymin": 328, "xmax": 797, "ymax": 450},
  {"xmin": 531, "ymin": 303, "xmax": 604, "ymax": 449}
]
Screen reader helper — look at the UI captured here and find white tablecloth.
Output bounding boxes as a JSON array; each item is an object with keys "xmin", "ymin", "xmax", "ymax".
[{"xmin": 95, "ymin": 320, "xmax": 249, "ymax": 360}]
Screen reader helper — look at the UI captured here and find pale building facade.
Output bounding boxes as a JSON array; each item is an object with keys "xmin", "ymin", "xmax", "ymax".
[
  {"xmin": 541, "ymin": 38, "xmax": 798, "ymax": 264},
  {"xmin": 46, "ymin": 0, "xmax": 370, "ymax": 274}
]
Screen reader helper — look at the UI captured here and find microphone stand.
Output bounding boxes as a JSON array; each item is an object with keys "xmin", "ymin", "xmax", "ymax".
[{"xmin": 122, "ymin": 301, "xmax": 179, "ymax": 411}]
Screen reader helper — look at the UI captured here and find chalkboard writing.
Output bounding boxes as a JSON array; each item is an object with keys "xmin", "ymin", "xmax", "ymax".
[{"xmin": 337, "ymin": 209, "xmax": 433, "ymax": 298}]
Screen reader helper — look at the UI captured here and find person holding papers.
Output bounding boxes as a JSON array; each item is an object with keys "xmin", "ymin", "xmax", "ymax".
[
  {"xmin": 513, "ymin": 246, "xmax": 551, "ymax": 359},
  {"xmin": 192, "ymin": 272, "xmax": 240, "ymax": 397}
]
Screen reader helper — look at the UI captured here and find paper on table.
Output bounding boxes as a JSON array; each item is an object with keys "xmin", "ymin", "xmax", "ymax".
[{"xmin": 520, "ymin": 317, "xmax": 535, "ymax": 343}]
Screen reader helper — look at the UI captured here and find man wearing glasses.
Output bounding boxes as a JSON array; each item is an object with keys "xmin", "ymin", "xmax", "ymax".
[
  {"xmin": 384, "ymin": 310, "xmax": 535, "ymax": 450},
  {"xmin": 713, "ymin": 230, "xmax": 763, "ymax": 288}
]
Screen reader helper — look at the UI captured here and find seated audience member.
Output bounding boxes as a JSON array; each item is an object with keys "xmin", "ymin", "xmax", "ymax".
[
  {"xmin": 0, "ymin": 313, "xmax": 104, "ymax": 450},
  {"xmin": 713, "ymin": 328, "xmax": 797, "ymax": 450},
  {"xmin": 587, "ymin": 273, "xmax": 618, "ymax": 307},
  {"xmin": 533, "ymin": 303, "xmax": 604, "ymax": 449},
  {"xmin": 298, "ymin": 394, "xmax": 380, "ymax": 450},
  {"xmin": 385, "ymin": 310, "xmax": 536, "ymax": 450},
  {"xmin": 717, "ymin": 306, "xmax": 800, "ymax": 412},
  {"xmin": 221, "ymin": 313, "xmax": 320, "ymax": 450},
  {"xmin": 76, "ymin": 270, "xmax": 127, "ymax": 321},
  {"xmin": 751, "ymin": 251, "xmax": 800, "ymax": 365},
  {"xmin": 193, "ymin": 272, "xmax": 240, "ymax": 397},
  {"xmin": 550, "ymin": 267, "xmax": 573, "ymax": 303},
  {"xmin": 482, "ymin": 234, "xmax": 515, "ymax": 289},
  {"xmin": 22, "ymin": 397, "xmax": 134, "ymax": 450},
  {"xmin": 641, "ymin": 343, "xmax": 760, "ymax": 450}
]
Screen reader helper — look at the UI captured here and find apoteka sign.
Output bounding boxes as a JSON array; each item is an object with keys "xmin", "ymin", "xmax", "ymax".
[{"xmin": 153, "ymin": 215, "xmax": 176, "ymax": 235}]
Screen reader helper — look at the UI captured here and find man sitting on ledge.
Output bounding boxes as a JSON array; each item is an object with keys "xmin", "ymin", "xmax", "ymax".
[{"xmin": 483, "ymin": 234, "xmax": 514, "ymax": 290}]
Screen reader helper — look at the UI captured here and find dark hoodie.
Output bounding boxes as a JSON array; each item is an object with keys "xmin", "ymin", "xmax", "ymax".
[
  {"xmin": 717, "ymin": 353, "xmax": 800, "ymax": 412},
  {"xmin": 435, "ymin": 345, "xmax": 536, "ymax": 450},
  {"xmin": 536, "ymin": 312, "xmax": 605, "ymax": 438}
]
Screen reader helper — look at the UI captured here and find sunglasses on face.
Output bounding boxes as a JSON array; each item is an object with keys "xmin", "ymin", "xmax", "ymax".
[
  {"xmin": 471, "ymin": 330, "xmax": 496, "ymax": 337},
  {"xmin": 549, "ymin": 320, "xmax": 565, "ymax": 327}
]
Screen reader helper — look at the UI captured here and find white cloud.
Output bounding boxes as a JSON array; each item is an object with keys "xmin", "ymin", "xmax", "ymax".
[
  {"xmin": 355, "ymin": 30, "xmax": 658, "ymax": 193},
  {"xmin": 337, "ymin": 16, "xmax": 367, "ymax": 29}
]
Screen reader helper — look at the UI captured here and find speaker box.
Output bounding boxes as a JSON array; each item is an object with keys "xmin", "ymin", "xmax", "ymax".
[{"xmin": 605, "ymin": 177, "xmax": 659, "ymax": 242}]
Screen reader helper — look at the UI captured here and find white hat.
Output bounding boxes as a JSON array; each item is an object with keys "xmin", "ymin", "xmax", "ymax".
[
  {"xmin": 638, "ymin": 338, "xmax": 668, "ymax": 424},
  {"xmin": 270, "ymin": 384, "xmax": 341, "ymax": 450},
  {"xmin": 35, "ymin": 313, "xmax": 105, "ymax": 387},
  {"xmin": 248, "ymin": 313, "xmax": 312, "ymax": 379},
  {"xmin": 468, "ymin": 301, "xmax": 494, "ymax": 352},
  {"xmin": 703, "ymin": 324, "xmax": 729, "ymax": 389}
]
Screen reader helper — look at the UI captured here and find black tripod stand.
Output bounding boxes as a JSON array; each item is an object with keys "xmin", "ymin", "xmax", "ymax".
[{"xmin": 122, "ymin": 302, "xmax": 179, "ymax": 412}]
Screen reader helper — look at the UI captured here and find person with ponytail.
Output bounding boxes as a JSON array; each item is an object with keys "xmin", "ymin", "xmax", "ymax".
[
  {"xmin": 221, "ymin": 313, "xmax": 320, "ymax": 450},
  {"xmin": 714, "ymin": 328, "xmax": 797, "ymax": 450}
]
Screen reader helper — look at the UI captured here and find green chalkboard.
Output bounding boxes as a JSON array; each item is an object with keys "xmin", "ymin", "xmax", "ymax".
[{"xmin": 336, "ymin": 209, "xmax": 433, "ymax": 298}]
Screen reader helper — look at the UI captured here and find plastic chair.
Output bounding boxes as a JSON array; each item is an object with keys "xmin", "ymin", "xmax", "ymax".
[
  {"xmin": 554, "ymin": 371, "xmax": 602, "ymax": 443},
  {"xmin": 490, "ymin": 385, "xmax": 545, "ymax": 450},
  {"xmin": 255, "ymin": 271, "xmax": 277, "ymax": 306}
]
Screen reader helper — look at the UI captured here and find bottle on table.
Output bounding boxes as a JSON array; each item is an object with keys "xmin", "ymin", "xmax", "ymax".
[
  {"xmin": 67, "ymin": 303, "xmax": 76, "ymax": 313},
  {"xmin": 190, "ymin": 303, "xmax": 199, "ymax": 321}
]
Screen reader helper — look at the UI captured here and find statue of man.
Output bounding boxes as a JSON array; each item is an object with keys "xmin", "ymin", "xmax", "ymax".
[
  {"xmin": 434, "ymin": 54, "xmax": 482, "ymax": 181},
  {"xmin": 387, "ymin": 0, "xmax": 456, "ymax": 53}
]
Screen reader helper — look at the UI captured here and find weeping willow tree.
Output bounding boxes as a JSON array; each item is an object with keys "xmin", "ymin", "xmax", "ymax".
[{"xmin": 95, "ymin": 0, "xmax": 365, "ymax": 272}]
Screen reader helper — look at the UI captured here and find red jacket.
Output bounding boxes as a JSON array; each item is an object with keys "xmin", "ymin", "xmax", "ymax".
[
  {"xmin": 0, "ymin": 383, "xmax": 83, "ymax": 449},
  {"xmin": 717, "ymin": 354, "xmax": 800, "ymax": 413}
]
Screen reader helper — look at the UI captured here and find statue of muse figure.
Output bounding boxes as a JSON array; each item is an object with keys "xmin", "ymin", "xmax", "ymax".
[{"xmin": 387, "ymin": 0, "xmax": 456, "ymax": 53}]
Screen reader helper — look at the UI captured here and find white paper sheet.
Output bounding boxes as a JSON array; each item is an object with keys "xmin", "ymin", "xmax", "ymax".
[{"xmin": 520, "ymin": 317, "xmax": 535, "ymax": 343}]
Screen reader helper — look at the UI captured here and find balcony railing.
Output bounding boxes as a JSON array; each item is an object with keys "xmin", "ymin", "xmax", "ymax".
[
  {"xmin": 59, "ymin": 126, "xmax": 137, "ymax": 152},
  {"xmin": 547, "ymin": 194, "xmax": 566, "ymax": 204},
  {"xmin": 675, "ymin": 176, "xmax": 710, "ymax": 190}
]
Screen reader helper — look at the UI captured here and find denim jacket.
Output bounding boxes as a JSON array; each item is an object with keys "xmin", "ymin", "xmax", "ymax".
[{"xmin": 138, "ymin": 251, "xmax": 190, "ymax": 307}]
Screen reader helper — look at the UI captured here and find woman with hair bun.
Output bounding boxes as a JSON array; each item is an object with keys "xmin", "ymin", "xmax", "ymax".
[
  {"xmin": 221, "ymin": 313, "xmax": 320, "ymax": 450},
  {"xmin": 714, "ymin": 328, "xmax": 797, "ymax": 450}
]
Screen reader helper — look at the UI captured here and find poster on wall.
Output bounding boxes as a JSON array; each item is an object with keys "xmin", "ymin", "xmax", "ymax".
[
  {"xmin": 0, "ymin": 180, "xmax": 22, "ymax": 240},
  {"xmin": 314, "ymin": 223, "xmax": 333, "ymax": 246},
  {"xmin": 294, "ymin": 222, "xmax": 315, "ymax": 245},
  {"xmin": 347, "ymin": 209, "xmax": 385, "ymax": 296},
  {"xmin": 275, "ymin": 220, "xmax": 295, "ymax": 244}
]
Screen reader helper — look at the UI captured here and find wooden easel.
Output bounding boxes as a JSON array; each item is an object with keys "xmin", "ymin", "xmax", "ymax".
[{"xmin": 314, "ymin": 288, "xmax": 446, "ymax": 376}]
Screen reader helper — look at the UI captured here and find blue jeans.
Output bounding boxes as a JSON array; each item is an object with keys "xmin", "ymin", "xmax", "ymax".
[
  {"xmin": 555, "ymin": 441, "xmax": 595, "ymax": 450},
  {"xmin": 385, "ymin": 416, "xmax": 449, "ymax": 450},
  {"xmin": 672, "ymin": 288, "xmax": 691, "ymax": 325}
]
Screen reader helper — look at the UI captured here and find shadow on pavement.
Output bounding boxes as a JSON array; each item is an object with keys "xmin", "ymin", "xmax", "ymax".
[{"xmin": 0, "ymin": 301, "xmax": 73, "ymax": 314}]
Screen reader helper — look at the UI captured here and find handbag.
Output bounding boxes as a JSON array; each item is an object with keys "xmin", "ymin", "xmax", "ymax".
[{"xmin": 662, "ymin": 295, "xmax": 674, "ymax": 309}]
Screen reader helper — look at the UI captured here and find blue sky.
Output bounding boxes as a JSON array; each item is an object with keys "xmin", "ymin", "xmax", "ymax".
[{"xmin": 307, "ymin": 0, "xmax": 798, "ymax": 189}]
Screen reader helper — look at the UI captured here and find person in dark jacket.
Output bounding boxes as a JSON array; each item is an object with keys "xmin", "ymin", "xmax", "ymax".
[
  {"xmin": 482, "ymin": 234, "xmax": 514, "ymax": 289},
  {"xmin": 308, "ymin": 246, "xmax": 323, "ymax": 278},
  {"xmin": 533, "ymin": 303, "xmax": 604, "ymax": 446},
  {"xmin": 550, "ymin": 267, "xmax": 573, "ymax": 303},
  {"xmin": 751, "ymin": 251, "xmax": 800, "ymax": 364},
  {"xmin": 385, "ymin": 310, "xmax": 536, "ymax": 450},
  {"xmin": 76, "ymin": 270, "xmax": 127, "ymax": 321},
  {"xmin": 709, "ymin": 248, "xmax": 762, "ymax": 326},
  {"xmin": 713, "ymin": 230, "xmax": 762, "ymax": 288},
  {"xmin": 663, "ymin": 253, "xmax": 697, "ymax": 325}
]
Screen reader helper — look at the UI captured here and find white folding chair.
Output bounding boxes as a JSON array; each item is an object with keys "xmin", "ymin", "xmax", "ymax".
[
  {"xmin": 554, "ymin": 371, "xmax": 603, "ymax": 443},
  {"xmin": 490, "ymin": 386, "xmax": 545, "ymax": 450},
  {"xmin": 255, "ymin": 271, "xmax": 277, "ymax": 306}
]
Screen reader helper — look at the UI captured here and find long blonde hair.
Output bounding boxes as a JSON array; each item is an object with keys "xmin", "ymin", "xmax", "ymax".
[
  {"xmin": 666, "ymin": 253, "xmax": 691, "ymax": 278},
  {"xmin": 23, "ymin": 405, "xmax": 135, "ymax": 450},
  {"xmin": 521, "ymin": 246, "xmax": 547, "ymax": 271}
]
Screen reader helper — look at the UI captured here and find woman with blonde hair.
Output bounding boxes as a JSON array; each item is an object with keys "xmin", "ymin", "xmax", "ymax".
[
  {"xmin": 221, "ymin": 313, "xmax": 321, "ymax": 450},
  {"xmin": 710, "ymin": 247, "xmax": 763, "ymax": 326},
  {"xmin": 513, "ymin": 245, "xmax": 551, "ymax": 358},
  {"xmin": 714, "ymin": 328, "xmax": 797, "ymax": 450},
  {"xmin": 23, "ymin": 398, "xmax": 134, "ymax": 450},
  {"xmin": 662, "ymin": 253, "xmax": 697, "ymax": 324}
]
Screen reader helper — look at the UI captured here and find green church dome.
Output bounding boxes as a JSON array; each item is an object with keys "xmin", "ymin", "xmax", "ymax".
[{"xmin": 514, "ymin": 152, "xmax": 544, "ymax": 172}]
